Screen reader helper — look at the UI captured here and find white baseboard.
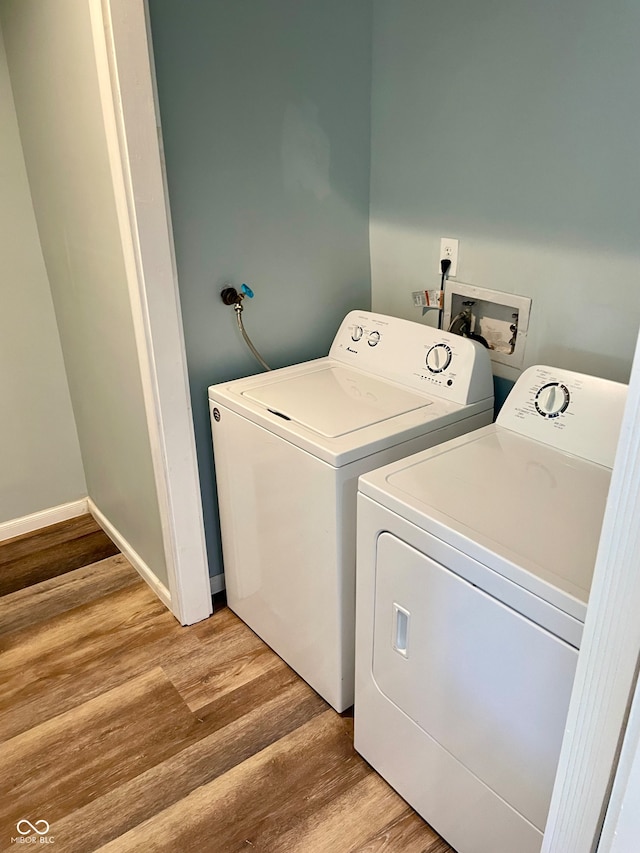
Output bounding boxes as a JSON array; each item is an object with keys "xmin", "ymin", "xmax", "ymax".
[
  {"xmin": 0, "ymin": 498, "xmax": 89, "ymax": 542},
  {"xmin": 88, "ymin": 499, "xmax": 172, "ymax": 613},
  {"xmin": 210, "ymin": 573, "xmax": 225, "ymax": 595}
]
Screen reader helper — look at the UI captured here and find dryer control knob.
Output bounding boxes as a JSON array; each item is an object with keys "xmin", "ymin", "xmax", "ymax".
[
  {"xmin": 368, "ymin": 330, "xmax": 381, "ymax": 346},
  {"xmin": 426, "ymin": 343, "xmax": 452, "ymax": 373},
  {"xmin": 351, "ymin": 325, "xmax": 364, "ymax": 342},
  {"xmin": 535, "ymin": 382, "xmax": 570, "ymax": 418}
]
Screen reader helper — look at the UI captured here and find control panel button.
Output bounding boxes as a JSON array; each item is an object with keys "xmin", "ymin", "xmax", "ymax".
[
  {"xmin": 368, "ymin": 330, "xmax": 381, "ymax": 347},
  {"xmin": 351, "ymin": 325, "xmax": 364, "ymax": 342},
  {"xmin": 535, "ymin": 382, "xmax": 570, "ymax": 418},
  {"xmin": 426, "ymin": 343, "xmax": 452, "ymax": 373}
]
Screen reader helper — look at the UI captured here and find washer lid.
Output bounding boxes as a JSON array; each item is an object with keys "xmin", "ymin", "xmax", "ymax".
[
  {"xmin": 365, "ymin": 426, "xmax": 612, "ymax": 618},
  {"xmin": 241, "ymin": 365, "xmax": 432, "ymax": 438}
]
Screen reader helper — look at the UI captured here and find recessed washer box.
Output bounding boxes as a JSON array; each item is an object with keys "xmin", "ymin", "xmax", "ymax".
[{"xmin": 443, "ymin": 282, "xmax": 532, "ymax": 378}]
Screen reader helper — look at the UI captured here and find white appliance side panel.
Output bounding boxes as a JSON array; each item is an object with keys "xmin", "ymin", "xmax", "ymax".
[
  {"xmin": 355, "ymin": 496, "xmax": 543, "ymax": 853},
  {"xmin": 372, "ymin": 532, "xmax": 578, "ymax": 832},
  {"xmin": 210, "ymin": 404, "xmax": 493, "ymax": 711},
  {"xmin": 211, "ymin": 403, "xmax": 346, "ymax": 709}
]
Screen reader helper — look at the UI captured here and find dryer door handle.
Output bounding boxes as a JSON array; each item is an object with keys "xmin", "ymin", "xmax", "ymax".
[{"xmin": 393, "ymin": 603, "xmax": 410, "ymax": 658}]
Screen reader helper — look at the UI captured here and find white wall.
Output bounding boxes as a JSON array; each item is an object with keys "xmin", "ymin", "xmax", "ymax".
[
  {"xmin": 0, "ymin": 21, "xmax": 86, "ymax": 526},
  {"xmin": 370, "ymin": 0, "xmax": 640, "ymax": 386},
  {"xmin": 0, "ymin": 0, "xmax": 168, "ymax": 585}
]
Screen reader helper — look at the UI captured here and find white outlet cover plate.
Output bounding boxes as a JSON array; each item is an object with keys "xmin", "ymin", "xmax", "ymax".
[{"xmin": 439, "ymin": 237, "xmax": 459, "ymax": 277}]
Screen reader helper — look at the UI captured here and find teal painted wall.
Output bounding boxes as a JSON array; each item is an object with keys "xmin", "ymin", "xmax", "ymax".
[
  {"xmin": 150, "ymin": 0, "xmax": 640, "ymax": 578},
  {"xmin": 370, "ymin": 0, "xmax": 640, "ymax": 385},
  {"xmin": 493, "ymin": 376, "xmax": 515, "ymax": 418},
  {"xmin": 148, "ymin": 0, "xmax": 372, "ymax": 576}
]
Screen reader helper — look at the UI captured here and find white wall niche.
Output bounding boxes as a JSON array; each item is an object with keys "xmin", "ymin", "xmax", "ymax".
[{"xmin": 443, "ymin": 281, "xmax": 532, "ymax": 380}]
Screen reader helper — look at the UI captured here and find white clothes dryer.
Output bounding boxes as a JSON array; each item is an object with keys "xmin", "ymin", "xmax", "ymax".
[
  {"xmin": 354, "ymin": 365, "xmax": 627, "ymax": 853},
  {"xmin": 208, "ymin": 311, "xmax": 493, "ymax": 711}
]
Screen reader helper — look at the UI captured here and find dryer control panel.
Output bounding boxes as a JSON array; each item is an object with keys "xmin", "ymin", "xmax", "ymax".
[
  {"xmin": 329, "ymin": 311, "xmax": 494, "ymax": 405},
  {"xmin": 497, "ymin": 365, "xmax": 627, "ymax": 468}
]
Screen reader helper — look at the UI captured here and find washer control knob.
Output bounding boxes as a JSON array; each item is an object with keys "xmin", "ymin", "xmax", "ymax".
[
  {"xmin": 368, "ymin": 330, "xmax": 381, "ymax": 347},
  {"xmin": 535, "ymin": 382, "xmax": 570, "ymax": 418},
  {"xmin": 426, "ymin": 343, "xmax": 452, "ymax": 373},
  {"xmin": 351, "ymin": 325, "xmax": 364, "ymax": 342}
]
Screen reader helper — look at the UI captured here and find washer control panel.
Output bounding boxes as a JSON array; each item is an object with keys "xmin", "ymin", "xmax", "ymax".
[
  {"xmin": 425, "ymin": 343, "xmax": 452, "ymax": 374},
  {"xmin": 329, "ymin": 311, "xmax": 494, "ymax": 405},
  {"xmin": 350, "ymin": 324, "xmax": 382, "ymax": 347},
  {"xmin": 497, "ymin": 365, "xmax": 627, "ymax": 468},
  {"xmin": 534, "ymin": 382, "xmax": 570, "ymax": 418}
]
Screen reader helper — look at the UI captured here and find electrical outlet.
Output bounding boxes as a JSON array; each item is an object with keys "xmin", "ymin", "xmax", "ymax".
[{"xmin": 439, "ymin": 237, "xmax": 459, "ymax": 277}]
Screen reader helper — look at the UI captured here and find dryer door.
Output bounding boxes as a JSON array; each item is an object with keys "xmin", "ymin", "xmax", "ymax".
[{"xmin": 372, "ymin": 532, "xmax": 578, "ymax": 832}]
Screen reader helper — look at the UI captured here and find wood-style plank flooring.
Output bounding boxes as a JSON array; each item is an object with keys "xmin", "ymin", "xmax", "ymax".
[
  {"xmin": 0, "ymin": 516, "xmax": 453, "ymax": 852},
  {"xmin": 0, "ymin": 515, "xmax": 119, "ymax": 597}
]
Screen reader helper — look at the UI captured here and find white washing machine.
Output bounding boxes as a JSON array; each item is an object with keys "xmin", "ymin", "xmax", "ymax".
[
  {"xmin": 354, "ymin": 365, "xmax": 627, "ymax": 853},
  {"xmin": 208, "ymin": 310, "xmax": 493, "ymax": 712}
]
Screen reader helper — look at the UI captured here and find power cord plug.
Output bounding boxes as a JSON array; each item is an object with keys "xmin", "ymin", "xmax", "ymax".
[
  {"xmin": 438, "ymin": 258, "xmax": 452, "ymax": 329},
  {"xmin": 440, "ymin": 257, "xmax": 452, "ymax": 289}
]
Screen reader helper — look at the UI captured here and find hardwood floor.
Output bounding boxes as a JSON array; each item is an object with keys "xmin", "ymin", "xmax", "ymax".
[
  {"xmin": 0, "ymin": 516, "xmax": 453, "ymax": 852},
  {"xmin": 0, "ymin": 515, "xmax": 119, "ymax": 597}
]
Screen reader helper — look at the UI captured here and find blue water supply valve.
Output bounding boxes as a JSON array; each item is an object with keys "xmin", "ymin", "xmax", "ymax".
[{"xmin": 240, "ymin": 283, "xmax": 254, "ymax": 298}]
